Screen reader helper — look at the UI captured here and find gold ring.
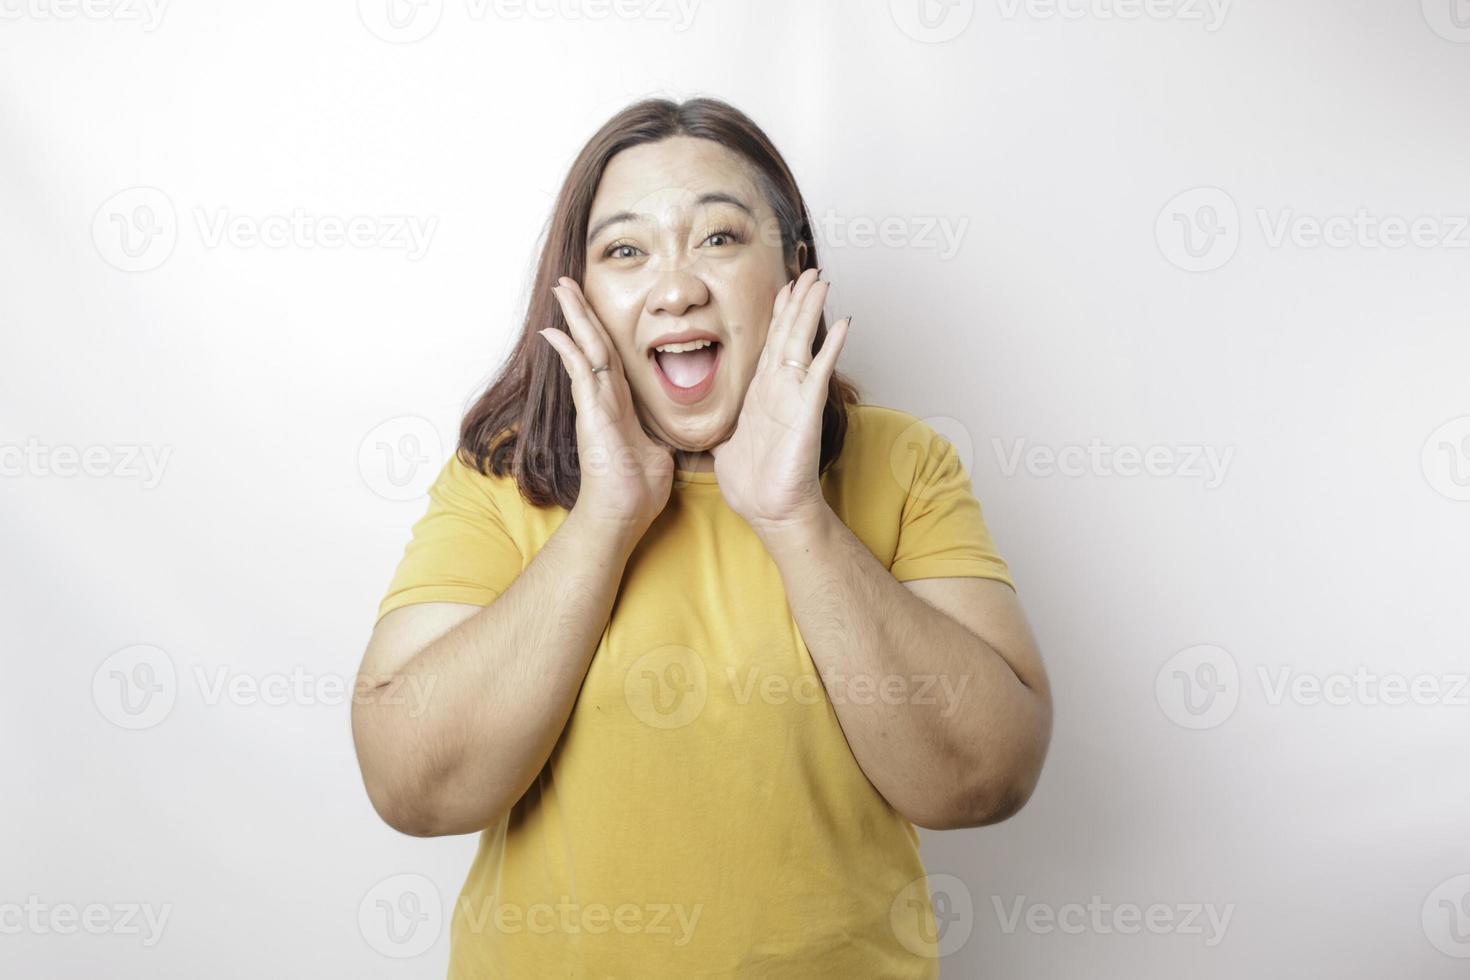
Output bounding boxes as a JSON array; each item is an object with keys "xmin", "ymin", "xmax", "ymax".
[{"xmin": 780, "ymin": 358, "xmax": 811, "ymax": 371}]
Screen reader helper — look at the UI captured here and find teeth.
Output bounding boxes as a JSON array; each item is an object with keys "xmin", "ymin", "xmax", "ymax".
[{"xmin": 653, "ymin": 338, "xmax": 715, "ymax": 354}]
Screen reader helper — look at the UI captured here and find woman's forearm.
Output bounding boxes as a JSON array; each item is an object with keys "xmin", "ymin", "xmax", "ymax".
[
  {"xmin": 756, "ymin": 505, "xmax": 1049, "ymax": 829},
  {"xmin": 353, "ymin": 507, "xmax": 641, "ymax": 836}
]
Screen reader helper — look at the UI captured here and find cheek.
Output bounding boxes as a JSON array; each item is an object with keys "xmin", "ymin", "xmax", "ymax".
[
  {"xmin": 737, "ymin": 325, "xmax": 769, "ymax": 374},
  {"xmin": 708, "ymin": 269, "xmax": 780, "ymax": 340},
  {"xmin": 584, "ymin": 280, "xmax": 643, "ymax": 356},
  {"xmin": 728, "ymin": 294, "xmax": 777, "ymax": 371}
]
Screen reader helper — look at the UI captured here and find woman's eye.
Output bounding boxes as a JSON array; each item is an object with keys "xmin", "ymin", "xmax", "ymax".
[
  {"xmin": 603, "ymin": 227, "xmax": 743, "ymax": 259},
  {"xmin": 703, "ymin": 227, "xmax": 743, "ymax": 248}
]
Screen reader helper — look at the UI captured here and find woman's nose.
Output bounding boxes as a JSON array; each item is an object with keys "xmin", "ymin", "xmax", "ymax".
[{"xmin": 645, "ymin": 267, "xmax": 710, "ymax": 318}]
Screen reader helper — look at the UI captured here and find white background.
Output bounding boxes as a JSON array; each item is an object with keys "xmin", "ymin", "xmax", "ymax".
[{"xmin": 3, "ymin": 0, "xmax": 1469, "ymax": 976}]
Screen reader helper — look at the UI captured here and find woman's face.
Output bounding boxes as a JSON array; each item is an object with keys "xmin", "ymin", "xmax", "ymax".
[{"xmin": 582, "ymin": 136, "xmax": 803, "ymax": 455}]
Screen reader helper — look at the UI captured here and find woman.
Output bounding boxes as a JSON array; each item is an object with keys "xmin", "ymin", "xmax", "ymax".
[{"xmin": 351, "ymin": 96, "xmax": 1052, "ymax": 978}]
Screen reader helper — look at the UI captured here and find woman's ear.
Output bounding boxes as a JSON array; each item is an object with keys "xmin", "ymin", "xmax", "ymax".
[{"xmin": 790, "ymin": 241, "xmax": 809, "ymax": 277}]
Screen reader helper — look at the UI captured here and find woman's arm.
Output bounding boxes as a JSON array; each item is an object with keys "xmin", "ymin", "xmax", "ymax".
[
  {"xmin": 353, "ymin": 276, "xmax": 675, "ymax": 837},
  {"xmin": 709, "ymin": 268, "xmax": 1051, "ymax": 829},
  {"xmin": 756, "ymin": 510, "xmax": 1052, "ymax": 830},
  {"xmin": 351, "ymin": 508, "xmax": 641, "ymax": 837}
]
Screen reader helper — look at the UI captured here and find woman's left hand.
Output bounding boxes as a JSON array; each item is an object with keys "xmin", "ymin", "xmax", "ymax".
[{"xmin": 711, "ymin": 267, "xmax": 852, "ymax": 536}]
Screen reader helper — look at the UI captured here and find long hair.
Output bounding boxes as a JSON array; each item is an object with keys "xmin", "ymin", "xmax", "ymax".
[{"xmin": 459, "ymin": 96, "xmax": 860, "ymax": 510}]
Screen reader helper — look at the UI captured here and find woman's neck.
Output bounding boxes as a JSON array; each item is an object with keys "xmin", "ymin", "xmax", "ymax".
[{"xmin": 673, "ymin": 449, "xmax": 715, "ymax": 473}]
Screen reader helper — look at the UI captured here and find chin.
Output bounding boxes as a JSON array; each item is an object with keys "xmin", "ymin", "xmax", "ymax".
[
  {"xmin": 650, "ymin": 411, "xmax": 734, "ymax": 452},
  {"xmin": 664, "ymin": 428, "xmax": 729, "ymax": 453}
]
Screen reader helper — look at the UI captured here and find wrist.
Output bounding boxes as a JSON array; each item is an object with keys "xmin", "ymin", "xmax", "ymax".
[
  {"xmin": 565, "ymin": 504, "xmax": 649, "ymax": 556},
  {"xmin": 749, "ymin": 499, "xmax": 839, "ymax": 555}
]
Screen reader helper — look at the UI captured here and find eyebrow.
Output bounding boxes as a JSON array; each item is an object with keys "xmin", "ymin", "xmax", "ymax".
[{"xmin": 586, "ymin": 192, "xmax": 755, "ymax": 246}]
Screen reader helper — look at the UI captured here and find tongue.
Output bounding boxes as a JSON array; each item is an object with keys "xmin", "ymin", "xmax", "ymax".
[{"xmin": 656, "ymin": 346, "xmax": 717, "ymax": 388}]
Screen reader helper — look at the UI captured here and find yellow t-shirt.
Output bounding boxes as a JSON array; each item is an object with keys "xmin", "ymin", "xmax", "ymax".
[{"xmin": 376, "ymin": 403, "xmax": 1015, "ymax": 978}]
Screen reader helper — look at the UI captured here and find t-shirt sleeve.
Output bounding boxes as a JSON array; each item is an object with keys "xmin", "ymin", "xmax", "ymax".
[
  {"xmin": 887, "ymin": 422, "xmax": 1016, "ymax": 592},
  {"xmin": 375, "ymin": 452, "xmax": 526, "ymax": 625}
]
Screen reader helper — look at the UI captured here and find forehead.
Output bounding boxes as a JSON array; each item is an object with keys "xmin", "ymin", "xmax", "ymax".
[{"xmin": 590, "ymin": 136, "xmax": 768, "ymax": 221}]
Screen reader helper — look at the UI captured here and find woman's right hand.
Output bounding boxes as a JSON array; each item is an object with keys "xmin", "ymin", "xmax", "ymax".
[{"xmin": 542, "ymin": 276, "xmax": 674, "ymax": 538}]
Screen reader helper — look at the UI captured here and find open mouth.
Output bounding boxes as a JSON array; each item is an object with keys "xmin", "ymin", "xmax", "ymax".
[{"xmin": 649, "ymin": 338, "xmax": 722, "ymax": 405}]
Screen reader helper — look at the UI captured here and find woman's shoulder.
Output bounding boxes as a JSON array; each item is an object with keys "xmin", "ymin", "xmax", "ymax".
[
  {"xmin": 842, "ymin": 402, "xmax": 952, "ymax": 462},
  {"xmin": 845, "ymin": 402, "xmax": 927, "ymax": 435},
  {"xmin": 838, "ymin": 403, "xmax": 970, "ymax": 496},
  {"xmin": 432, "ymin": 439, "xmax": 526, "ymax": 517}
]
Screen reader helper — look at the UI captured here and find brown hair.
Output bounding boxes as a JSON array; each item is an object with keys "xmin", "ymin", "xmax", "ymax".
[{"xmin": 458, "ymin": 96, "xmax": 860, "ymax": 510}]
